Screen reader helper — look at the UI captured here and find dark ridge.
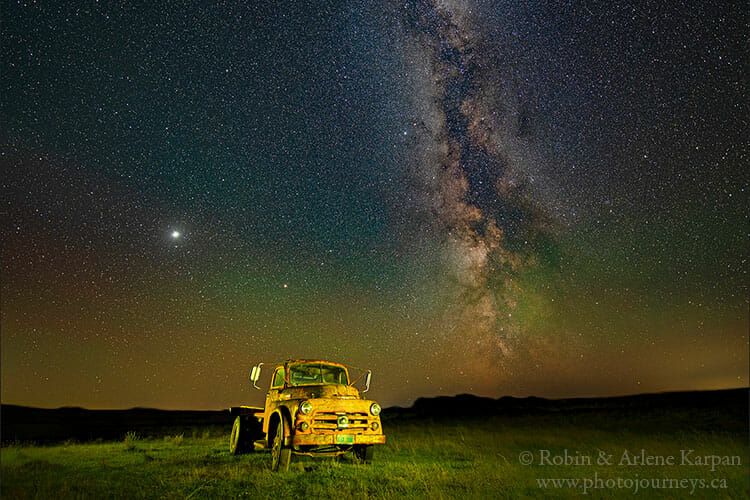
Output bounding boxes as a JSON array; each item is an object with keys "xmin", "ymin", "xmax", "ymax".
[
  {"xmin": 2, "ymin": 388, "xmax": 746, "ymax": 443},
  {"xmin": 0, "ymin": 406, "xmax": 233, "ymax": 444},
  {"xmin": 381, "ymin": 388, "xmax": 748, "ymax": 432},
  {"xmin": 396, "ymin": 388, "xmax": 749, "ymax": 415}
]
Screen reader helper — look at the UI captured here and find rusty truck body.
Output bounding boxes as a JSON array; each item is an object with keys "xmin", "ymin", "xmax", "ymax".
[{"xmin": 229, "ymin": 359, "xmax": 386, "ymax": 471}]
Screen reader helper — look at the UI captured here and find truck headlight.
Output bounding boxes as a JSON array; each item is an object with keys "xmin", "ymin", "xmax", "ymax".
[
  {"xmin": 299, "ymin": 401, "xmax": 313, "ymax": 415},
  {"xmin": 369, "ymin": 403, "xmax": 381, "ymax": 416}
]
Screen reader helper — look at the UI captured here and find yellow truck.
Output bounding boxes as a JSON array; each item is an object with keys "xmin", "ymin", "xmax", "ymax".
[{"xmin": 229, "ymin": 359, "xmax": 386, "ymax": 471}]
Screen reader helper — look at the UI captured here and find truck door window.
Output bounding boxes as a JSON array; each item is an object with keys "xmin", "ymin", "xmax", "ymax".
[{"xmin": 271, "ymin": 367, "xmax": 285, "ymax": 388}]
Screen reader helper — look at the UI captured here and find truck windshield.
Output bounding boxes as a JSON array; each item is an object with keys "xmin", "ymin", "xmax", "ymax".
[{"xmin": 289, "ymin": 363, "xmax": 348, "ymax": 386}]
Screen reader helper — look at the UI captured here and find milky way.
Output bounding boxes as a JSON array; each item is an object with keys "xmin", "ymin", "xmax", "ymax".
[{"xmin": 395, "ymin": 0, "xmax": 556, "ymax": 373}]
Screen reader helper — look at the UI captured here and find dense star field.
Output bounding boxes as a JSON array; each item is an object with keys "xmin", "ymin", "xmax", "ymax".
[{"xmin": 2, "ymin": 1, "xmax": 746, "ymax": 409}]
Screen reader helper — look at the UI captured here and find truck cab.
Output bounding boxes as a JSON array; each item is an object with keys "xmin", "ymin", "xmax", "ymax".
[{"xmin": 229, "ymin": 359, "xmax": 386, "ymax": 471}]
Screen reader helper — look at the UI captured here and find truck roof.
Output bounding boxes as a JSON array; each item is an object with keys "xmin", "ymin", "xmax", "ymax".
[{"xmin": 283, "ymin": 359, "xmax": 347, "ymax": 367}]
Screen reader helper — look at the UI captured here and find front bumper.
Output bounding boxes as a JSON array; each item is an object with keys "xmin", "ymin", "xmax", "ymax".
[{"xmin": 290, "ymin": 433, "xmax": 386, "ymax": 446}]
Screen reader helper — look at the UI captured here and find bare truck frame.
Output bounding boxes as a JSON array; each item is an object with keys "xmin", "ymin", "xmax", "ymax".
[{"xmin": 229, "ymin": 359, "xmax": 386, "ymax": 471}]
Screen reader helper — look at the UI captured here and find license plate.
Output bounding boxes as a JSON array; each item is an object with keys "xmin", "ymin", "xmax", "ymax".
[{"xmin": 335, "ymin": 434, "xmax": 354, "ymax": 444}]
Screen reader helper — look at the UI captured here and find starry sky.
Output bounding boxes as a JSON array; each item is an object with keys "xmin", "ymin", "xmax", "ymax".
[{"xmin": 2, "ymin": 0, "xmax": 746, "ymax": 410}]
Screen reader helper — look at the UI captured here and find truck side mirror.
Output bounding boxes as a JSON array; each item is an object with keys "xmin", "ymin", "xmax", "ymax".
[
  {"xmin": 250, "ymin": 364, "xmax": 262, "ymax": 390},
  {"xmin": 364, "ymin": 371, "xmax": 372, "ymax": 393}
]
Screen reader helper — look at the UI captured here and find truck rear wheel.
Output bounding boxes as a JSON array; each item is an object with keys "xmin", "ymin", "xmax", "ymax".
[
  {"xmin": 352, "ymin": 445, "xmax": 373, "ymax": 464},
  {"xmin": 271, "ymin": 418, "xmax": 291, "ymax": 471},
  {"xmin": 229, "ymin": 416, "xmax": 253, "ymax": 454}
]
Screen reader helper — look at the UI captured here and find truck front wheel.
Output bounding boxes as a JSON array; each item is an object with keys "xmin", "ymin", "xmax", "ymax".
[{"xmin": 271, "ymin": 418, "xmax": 292, "ymax": 471}]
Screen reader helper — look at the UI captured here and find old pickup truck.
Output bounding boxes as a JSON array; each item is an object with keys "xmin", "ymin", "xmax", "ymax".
[{"xmin": 229, "ymin": 359, "xmax": 386, "ymax": 471}]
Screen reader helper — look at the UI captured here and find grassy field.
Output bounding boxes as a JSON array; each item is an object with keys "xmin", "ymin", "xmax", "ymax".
[{"xmin": 2, "ymin": 408, "xmax": 748, "ymax": 499}]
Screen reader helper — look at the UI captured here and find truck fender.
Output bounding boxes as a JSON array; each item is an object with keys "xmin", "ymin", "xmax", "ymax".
[{"xmin": 267, "ymin": 409, "xmax": 293, "ymax": 447}]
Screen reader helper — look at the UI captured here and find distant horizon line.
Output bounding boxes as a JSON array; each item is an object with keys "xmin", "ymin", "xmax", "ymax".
[{"xmin": 2, "ymin": 386, "xmax": 747, "ymax": 413}]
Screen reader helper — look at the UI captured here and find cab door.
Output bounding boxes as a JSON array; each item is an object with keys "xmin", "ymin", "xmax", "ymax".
[{"xmin": 263, "ymin": 366, "xmax": 286, "ymax": 434}]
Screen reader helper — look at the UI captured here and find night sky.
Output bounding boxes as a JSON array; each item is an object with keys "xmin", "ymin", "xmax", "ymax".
[{"xmin": 2, "ymin": 0, "xmax": 746, "ymax": 410}]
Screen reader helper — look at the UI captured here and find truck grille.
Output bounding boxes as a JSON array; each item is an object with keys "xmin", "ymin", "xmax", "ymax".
[{"xmin": 312, "ymin": 411, "xmax": 369, "ymax": 434}]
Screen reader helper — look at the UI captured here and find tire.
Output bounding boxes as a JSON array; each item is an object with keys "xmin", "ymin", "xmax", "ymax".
[
  {"xmin": 352, "ymin": 445, "xmax": 373, "ymax": 464},
  {"xmin": 229, "ymin": 416, "xmax": 253, "ymax": 455},
  {"xmin": 271, "ymin": 418, "xmax": 292, "ymax": 472}
]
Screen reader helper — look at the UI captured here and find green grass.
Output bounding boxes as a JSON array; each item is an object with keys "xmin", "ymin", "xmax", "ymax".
[{"xmin": 2, "ymin": 414, "xmax": 747, "ymax": 499}]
